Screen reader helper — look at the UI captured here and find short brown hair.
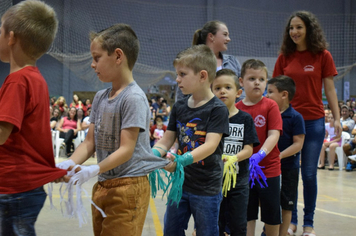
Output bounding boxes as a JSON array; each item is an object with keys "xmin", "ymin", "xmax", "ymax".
[
  {"xmin": 90, "ymin": 24, "xmax": 139, "ymax": 71},
  {"xmin": 2, "ymin": 0, "xmax": 58, "ymax": 60},
  {"xmin": 240, "ymin": 59, "xmax": 268, "ymax": 78},
  {"xmin": 173, "ymin": 45, "xmax": 216, "ymax": 83},
  {"xmin": 215, "ymin": 69, "xmax": 240, "ymax": 90}
]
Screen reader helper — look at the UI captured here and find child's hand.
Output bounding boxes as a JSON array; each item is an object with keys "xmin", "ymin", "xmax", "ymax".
[
  {"xmin": 69, "ymin": 165, "xmax": 100, "ymax": 186},
  {"xmin": 166, "ymin": 152, "xmax": 176, "ymax": 161},
  {"xmin": 56, "ymin": 159, "xmax": 75, "ymax": 170},
  {"xmin": 169, "ymin": 152, "xmax": 193, "ymax": 167},
  {"xmin": 250, "ymin": 150, "xmax": 267, "ymax": 164},
  {"xmin": 164, "ymin": 161, "xmax": 177, "ymax": 172}
]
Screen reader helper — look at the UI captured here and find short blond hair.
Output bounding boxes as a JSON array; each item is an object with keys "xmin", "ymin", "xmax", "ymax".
[
  {"xmin": 2, "ymin": 0, "xmax": 58, "ymax": 60},
  {"xmin": 173, "ymin": 45, "xmax": 217, "ymax": 83}
]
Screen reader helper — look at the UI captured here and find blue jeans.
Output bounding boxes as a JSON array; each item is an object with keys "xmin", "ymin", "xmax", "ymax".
[
  {"xmin": 164, "ymin": 190, "xmax": 222, "ymax": 236},
  {"xmin": 0, "ymin": 186, "xmax": 47, "ymax": 236},
  {"xmin": 291, "ymin": 117, "xmax": 325, "ymax": 228}
]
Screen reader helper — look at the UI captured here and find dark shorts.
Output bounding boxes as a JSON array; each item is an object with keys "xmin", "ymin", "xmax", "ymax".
[
  {"xmin": 281, "ymin": 168, "xmax": 299, "ymax": 211},
  {"xmin": 247, "ymin": 175, "xmax": 281, "ymax": 225}
]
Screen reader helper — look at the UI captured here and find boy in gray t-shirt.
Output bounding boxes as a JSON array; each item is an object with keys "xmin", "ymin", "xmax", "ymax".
[{"xmin": 57, "ymin": 24, "xmax": 168, "ymax": 236}]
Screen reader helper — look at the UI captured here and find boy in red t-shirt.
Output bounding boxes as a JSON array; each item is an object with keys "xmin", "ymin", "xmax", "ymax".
[
  {"xmin": 0, "ymin": 1, "xmax": 66, "ymax": 235},
  {"xmin": 235, "ymin": 59, "xmax": 283, "ymax": 236}
]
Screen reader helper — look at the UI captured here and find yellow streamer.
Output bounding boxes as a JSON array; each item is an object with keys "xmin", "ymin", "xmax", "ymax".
[{"xmin": 222, "ymin": 154, "xmax": 238, "ymax": 197}]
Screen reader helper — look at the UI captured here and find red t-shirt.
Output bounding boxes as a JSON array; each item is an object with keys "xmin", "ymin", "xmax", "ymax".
[
  {"xmin": 236, "ymin": 97, "xmax": 282, "ymax": 178},
  {"xmin": 273, "ymin": 50, "xmax": 337, "ymax": 120},
  {"xmin": 0, "ymin": 66, "xmax": 66, "ymax": 194}
]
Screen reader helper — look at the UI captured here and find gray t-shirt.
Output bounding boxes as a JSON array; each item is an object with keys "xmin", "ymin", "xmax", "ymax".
[{"xmin": 90, "ymin": 81, "xmax": 169, "ymax": 181}]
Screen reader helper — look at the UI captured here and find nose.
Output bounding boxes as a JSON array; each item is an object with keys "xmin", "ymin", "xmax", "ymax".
[
  {"xmin": 91, "ymin": 61, "xmax": 96, "ymax": 69},
  {"xmin": 176, "ymin": 76, "xmax": 180, "ymax": 83},
  {"xmin": 227, "ymin": 36, "xmax": 231, "ymax": 42}
]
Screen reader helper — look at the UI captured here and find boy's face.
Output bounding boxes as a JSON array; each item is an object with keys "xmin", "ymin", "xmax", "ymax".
[
  {"xmin": 266, "ymin": 84, "xmax": 285, "ymax": 109},
  {"xmin": 0, "ymin": 21, "xmax": 10, "ymax": 63},
  {"xmin": 239, "ymin": 68, "xmax": 267, "ymax": 100},
  {"xmin": 90, "ymin": 39, "xmax": 118, "ymax": 83},
  {"xmin": 175, "ymin": 64, "xmax": 201, "ymax": 95},
  {"xmin": 212, "ymin": 75, "xmax": 240, "ymax": 108}
]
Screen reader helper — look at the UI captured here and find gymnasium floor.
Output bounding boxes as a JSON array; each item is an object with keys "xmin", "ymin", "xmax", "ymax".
[{"xmin": 36, "ymin": 157, "xmax": 356, "ymax": 236}]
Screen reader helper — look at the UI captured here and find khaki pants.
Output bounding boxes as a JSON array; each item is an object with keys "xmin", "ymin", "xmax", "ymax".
[{"xmin": 92, "ymin": 176, "xmax": 150, "ymax": 236}]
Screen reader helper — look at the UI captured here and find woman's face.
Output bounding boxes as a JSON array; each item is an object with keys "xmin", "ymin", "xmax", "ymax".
[
  {"xmin": 53, "ymin": 109, "xmax": 60, "ymax": 117},
  {"xmin": 211, "ymin": 24, "xmax": 230, "ymax": 52},
  {"xmin": 289, "ymin": 16, "xmax": 307, "ymax": 50},
  {"xmin": 77, "ymin": 109, "xmax": 84, "ymax": 117},
  {"xmin": 73, "ymin": 94, "xmax": 79, "ymax": 102},
  {"xmin": 69, "ymin": 108, "xmax": 76, "ymax": 117}
]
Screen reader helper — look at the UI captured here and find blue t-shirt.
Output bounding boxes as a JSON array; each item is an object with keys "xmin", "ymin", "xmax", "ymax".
[{"xmin": 279, "ymin": 105, "xmax": 306, "ymax": 169}]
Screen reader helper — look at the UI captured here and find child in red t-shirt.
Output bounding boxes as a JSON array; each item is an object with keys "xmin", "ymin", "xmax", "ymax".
[
  {"xmin": 0, "ymin": 1, "xmax": 66, "ymax": 235},
  {"xmin": 235, "ymin": 59, "xmax": 283, "ymax": 236}
]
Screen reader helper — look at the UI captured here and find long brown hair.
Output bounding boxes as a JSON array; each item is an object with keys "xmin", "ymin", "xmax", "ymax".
[{"xmin": 280, "ymin": 11, "xmax": 328, "ymax": 56}]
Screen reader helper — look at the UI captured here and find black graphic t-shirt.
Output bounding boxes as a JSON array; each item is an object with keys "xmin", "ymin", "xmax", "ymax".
[
  {"xmin": 225, "ymin": 110, "xmax": 260, "ymax": 177},
  {"xmin": 168, "ymin": 96, "xmax": 229, "ymax": 196}
]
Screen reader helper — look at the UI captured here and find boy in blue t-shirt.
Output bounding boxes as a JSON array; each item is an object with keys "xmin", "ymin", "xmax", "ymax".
[
  {"xmin": 266, "ymin": 75, "xmax": 306, "ymax": 236},
  {"xmin": 153, "ymin": 45, "xmax": 230, "ymax": 236},
  {"xmin": 212, "ymin": 69, "xmax": 260, "ymax": 236}
]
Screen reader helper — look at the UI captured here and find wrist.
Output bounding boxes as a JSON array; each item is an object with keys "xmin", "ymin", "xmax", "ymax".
[
  {"xmin": 258, "ymin": 149, "xmax": 267, "ymax": 158},
  {"xmin": 180, "ymin": 152, "xmax": 194, "ymax": 167}
]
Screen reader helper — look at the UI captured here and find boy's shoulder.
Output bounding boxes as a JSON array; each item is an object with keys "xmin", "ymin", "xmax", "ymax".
[
  {"xmin": 283, "ymin": 105, "xmax": 303, "ymax": 119},
  {"xmin": 230, "ymin": 109, "xmax": 253, "ymax": 122}
]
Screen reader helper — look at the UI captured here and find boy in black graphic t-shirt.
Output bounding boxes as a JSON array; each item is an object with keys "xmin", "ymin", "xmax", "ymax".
[
  {"xmin": 153, "ymin": 45, "xmax": 230, "ymax": 236},
  {"xmin": 212, "ymin": 69, "xmax": 259, "ymax": 236}
]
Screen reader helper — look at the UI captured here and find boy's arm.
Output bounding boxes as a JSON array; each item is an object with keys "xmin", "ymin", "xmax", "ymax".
[
  {"xmin": 153, "ymin": 130, "xmax": 176, "ymax": 156},
  {"xmin": 260, "ymin": 129, "xmax": 280, "ymax": 155},
  {"xmin": 280, "ymin": 134, "xmax": 305, "ymax": 159},
  {"xmin": 69, "ymin": 123, "xmax": 96, "ymax": 165},
  {"xmin": 0, "ymin": 121, "xmax": 14, "ymax": 145},
  {"xmin": 189, "ymin": 133, "xmax": 222, "ymax": 163},
  {"xmin": 97, "ymin": 126, "xmax": 139, "ymax": 174},
  {"xmin": 236, "ymin": 144, "xmax": 253, "ymax": 162}
]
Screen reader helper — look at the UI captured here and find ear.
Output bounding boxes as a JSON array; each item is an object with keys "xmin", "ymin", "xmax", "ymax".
[
  {"xmin": 200, "ymin": 70, "xmax": 209, "ymax": 82},
  {"xmin": 207, "ymin": 32, "xmax": 214, "ymax": 42},
  {"xmin": 282, "ymin": 90, "xmax": 288, "ymax": 100},
  {"xmin": 238, "ymin": 77, "xmax": 244, "ymax": 87},
  {"xmin": 114, "ymin": 48, "xmax": 124, "ymax": 64},
  {"xmin": 8, "ymin": 31, "xmax": 16, "ymax": 46},
  {"xmin": 236, "ymin": 89, "xmax": 243, "ymax": 98}
]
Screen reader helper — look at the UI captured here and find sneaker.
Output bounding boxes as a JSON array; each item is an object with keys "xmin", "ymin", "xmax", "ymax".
[
  {"xmin": 348, "ymin": 154, "xmax": 356, "ymax": 162},
  {"xmin": 346, "ymin": 162, "xmax": 353, "ymax": 172}
]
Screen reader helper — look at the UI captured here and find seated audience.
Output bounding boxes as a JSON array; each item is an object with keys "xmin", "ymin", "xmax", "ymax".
[
  {"xmin": 56, "ymin": 107, "xmax": 81, "ymax": 157},
  {"xmin": 340, "ymin": 105, "xmax": 355, "ymax": 135},
  {"xmin": 318, "ymin": 113, "xmax": 341, "ymax": 170}
]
